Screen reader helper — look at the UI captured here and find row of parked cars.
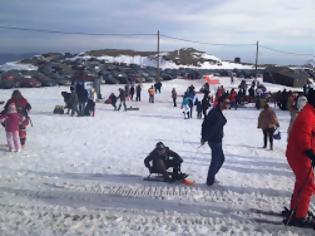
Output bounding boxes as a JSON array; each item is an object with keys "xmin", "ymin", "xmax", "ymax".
[
  {"xmin": 0, "ymin": 70, "xmax": 72, "ymax": 89},
  {"xmin": 0, "ymin": 58, "xmax": 262, "ymax": 89}
]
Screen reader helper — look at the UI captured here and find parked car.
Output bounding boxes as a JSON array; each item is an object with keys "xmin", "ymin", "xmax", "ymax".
[
  {"xmin": 0, "ymin": 80, "xmax": 15, "ymax": 89},
  {"xmin": 17, "ymin": 78, "xmax": 42, "ymax": 88}
]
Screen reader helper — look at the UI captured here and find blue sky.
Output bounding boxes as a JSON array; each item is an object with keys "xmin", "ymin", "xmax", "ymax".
[{"xmin": 0, "ymin": 0, "xmax": 313, "ymax": 65}]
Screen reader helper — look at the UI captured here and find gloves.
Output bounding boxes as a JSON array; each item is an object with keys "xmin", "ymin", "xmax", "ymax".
[{"xmin": 305, "ymin": 149, "xmax": 315, "ymax": 167}]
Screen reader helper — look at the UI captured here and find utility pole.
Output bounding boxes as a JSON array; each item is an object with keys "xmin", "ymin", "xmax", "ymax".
[
  {"xmin": 255, "ymin": 40, "xmax": 259, "ymax": 84},
  {"xmin": 156, "ymin": 30, "xmax": 160, "ymax": 82}
]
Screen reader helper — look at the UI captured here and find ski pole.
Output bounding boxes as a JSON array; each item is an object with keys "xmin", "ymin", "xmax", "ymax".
[{"xmin": 286, "ymin": 165, "xmax": 314, "ymax": 226}]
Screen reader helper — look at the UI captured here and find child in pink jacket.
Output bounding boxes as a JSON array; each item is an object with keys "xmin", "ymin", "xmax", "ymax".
[{"xmin": 0, "ymin": 103, "xmax": 23, "ymax": 152}]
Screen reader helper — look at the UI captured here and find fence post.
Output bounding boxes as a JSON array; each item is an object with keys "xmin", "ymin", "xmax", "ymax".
[
  {"xmin": 156, "ymin": 30, "xmax": 160, "ymax": 82},
  {"xmin": 255, "ymin": 40, "xmax": 259, "ymax": 83}
]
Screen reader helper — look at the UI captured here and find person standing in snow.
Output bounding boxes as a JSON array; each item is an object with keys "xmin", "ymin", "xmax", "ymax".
[
  {"xmin": 2, "ymin": 90, "xmax": 32, "ymax": 147},
  {"xmin": 0, "ymin": 103, "xmax": 23, "ymax": 152},
  {"xmin": 181, "ymin": 93, "xmax": 191, "ymax": 119},
  {"xmin": 68, "ymin": 86, "xmax": 79, "ymax": 117},
  {"xmin": 85, "ymin": 87, "xmax": 97, "ymax": 116},
  {"xmin": 76, "ymin": 82, "xmax": 88, "ymax": 116},
  {"xmin": 129, "ymin": 85, "xmax": 135, "ymax": 101},
  {"xmin": 154, "ymin": 81, "xmax": 162, "ymax": 94},
  {"xmin": 117, "ymin": 88, "xmax": 127, "ymax": 111},
  {"xmin": 136, "ymin": 84, "xmax": 142, "ymax": 102},
  {"xmin": 148, "ymin": 86, "xmax": 155, "ymax": 103},
  {"xmin": 228, "ymin": 89, "xmax": 238, "ymax": 110},
  {"xmin": 201, "ymin": 94, "xmax": 211, "ymax": 117},
  {"xmin": 171, "ymin": 88, "xmax": 177, "ymax": 107},
  {"xmin": 196, "ymin": 100, "xmax": 203, "ymax": 119},
  {"xmin": 284, "ymin": 88, "xmax": 315, "ymax": 227},
  {"xmin": 201, "ymin": 96, "xmax": 227, "ymax": 186},
  {"xmin": 257, "ymin": 103, "xmax": 279, "ymax": 150}
]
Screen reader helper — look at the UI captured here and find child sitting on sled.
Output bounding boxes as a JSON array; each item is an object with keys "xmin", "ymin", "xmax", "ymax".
[{"xmin": 144, "ymin": 142, "xmax": 188, "ymax": 182}]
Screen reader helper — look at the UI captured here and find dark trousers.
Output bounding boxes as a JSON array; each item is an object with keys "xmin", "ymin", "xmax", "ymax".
[
  {"xmin": 207, "ymin": 142, "xmax": 225, "ymax": 185},
  {"xmin": 263, "ymin": 128, "xmax": 275, "ymax": 149},
  {"xmin": 78, "ymin": 102, "xmax": 86, "ymax": 115},
  {"xmin": 154, "ymin": 158, "xmax": 182, "ymax": 181},
  {"xmin": 173, "ymin": 97, "xmax": 177, "ymax": 107},
  {"xmin": 136, "ymin": 93, "xmax": 141, "ymax": 101}
]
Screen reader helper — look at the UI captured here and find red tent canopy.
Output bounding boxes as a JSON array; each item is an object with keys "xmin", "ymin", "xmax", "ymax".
[{"xmin": 203, "ymin": 74, "xmax": 219, "ymax": 85}]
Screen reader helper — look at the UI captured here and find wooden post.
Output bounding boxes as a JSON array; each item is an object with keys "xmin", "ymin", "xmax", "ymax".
[
  {"xmin": 156, "ymin": 30, "xmax": 160, "ymax": 82},
  {"xmin": 255, "ymin": 40, "xmax": 259, "ymax": 83}
]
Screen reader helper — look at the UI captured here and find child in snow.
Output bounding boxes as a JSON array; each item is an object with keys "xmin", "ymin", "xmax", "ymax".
[
  {"xmin": 2, "ymin": 90, "xmax": 32, "ymax": 147},
  {"xmin": 196, "ymin": 100, "xmax": 203, "ymax": 119},
  {"xmin": 181, "ymin": 94, "xmax": 190, "ymax": 119},
  {"xmin": 84, "ymin": 88, "xmax": 97, "ymax": 116},
  {"xmin": 0, "ymin": 103, "xmax": 23, "ymax": 152}
]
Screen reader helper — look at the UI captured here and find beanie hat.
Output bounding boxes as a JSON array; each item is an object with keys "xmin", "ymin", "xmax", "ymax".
[
  {"xmin": 307, "ymin": 88, "xmax": 315, "ymax": 107},
  {"xmin": 156, "ymin": 142, "xmax": 166, "ymax": 150},
  {"xmin": 8, "ymin": 103, "xmax": 17, "ymax": 113}
]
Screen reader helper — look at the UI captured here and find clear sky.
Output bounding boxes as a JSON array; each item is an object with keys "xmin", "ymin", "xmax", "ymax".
[{"xmin": 0, "ymin": 0, "xmax": 314, "ymax": 65}]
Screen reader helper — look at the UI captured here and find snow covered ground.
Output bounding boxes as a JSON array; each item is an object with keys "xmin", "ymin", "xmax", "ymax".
[{"xmin": 0, "ymin": 77, "xmax": 312, "ymax": 235}]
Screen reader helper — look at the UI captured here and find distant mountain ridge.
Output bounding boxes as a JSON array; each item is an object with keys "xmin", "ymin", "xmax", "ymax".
[
  {"xmin": 1, "ymin": 47, "xmax": 255, "ymax": 71},
  {"xmin": 84, "ymin": 48, "xmax": 223, "ymax": 67}
]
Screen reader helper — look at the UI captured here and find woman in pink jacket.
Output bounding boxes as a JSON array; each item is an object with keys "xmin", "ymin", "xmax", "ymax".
[{"xmin": 0, "ymin": 103, "xmax": 23, "ymax": 152}]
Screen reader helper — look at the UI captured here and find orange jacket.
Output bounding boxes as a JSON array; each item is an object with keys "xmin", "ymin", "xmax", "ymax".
[
  {"xmin": 286, "ymin": 103, "xmax": 315, "ymax": 166},
  {"xmin": 148, "ymin": 88, "xmax": 155, "ymax": 96}
]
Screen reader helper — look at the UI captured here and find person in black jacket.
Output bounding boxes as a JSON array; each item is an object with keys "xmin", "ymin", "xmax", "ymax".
[
  {"xmin": 144, "ymin": 142, "xmax": 185, "ymax": 182},
  {"xmin": 117, "ymin": 88, "xmax": 127, "ymax": 111},
  {"xmin": 136, "ymin": 84, "xmax": 142, "ymax": 102},
  {"xmin": 201, "ymin": 97, "xmax": 227, "ymax": 186}
]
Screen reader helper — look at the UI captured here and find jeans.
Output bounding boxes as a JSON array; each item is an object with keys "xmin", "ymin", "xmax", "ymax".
[{"xmin": 207, "ymin": 142, "xmax": 225, "ymax": 185}]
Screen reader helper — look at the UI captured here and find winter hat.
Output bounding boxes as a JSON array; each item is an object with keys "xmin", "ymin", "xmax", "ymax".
[
  {"xmin": 307, "ymin": 88, "xmax": 315, "ymax": 108},
  {"xmin": 8, "ymin": 103, "xmax": 17, "ymax": 113},
  {"xmin": 156, "ymin": 142, "xmax": 166, "ymax": 150},
  {"xmin": 296, "ymin": 95, "xmax": 307, "ymax": 111}
]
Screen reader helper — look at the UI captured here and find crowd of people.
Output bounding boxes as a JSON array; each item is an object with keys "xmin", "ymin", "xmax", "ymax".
[
  {"xmin": 1, "ymin": 76, "xmax": 315, "ymax": 229},
  {"xmin": 61, "ymin": 82, "xmax": 97, "ymax": 117},
  {"xmin": 141, "ymin": 78, "xmax": 315, "ymax": 228}
]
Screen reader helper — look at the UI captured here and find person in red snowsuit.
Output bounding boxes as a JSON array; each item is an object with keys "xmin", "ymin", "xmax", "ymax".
[
  {"xmin": 286, "ymin": 88, "xmax": 315, "ymax": 226},
  {"xmin": 2, "ymin": 90, "xmax": 31, "ymax": 147}
]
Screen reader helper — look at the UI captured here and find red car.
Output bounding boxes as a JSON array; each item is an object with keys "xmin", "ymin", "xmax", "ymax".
[{"xmin": 17, "ymin": 78, "xmax": 42, "ymax": 88}]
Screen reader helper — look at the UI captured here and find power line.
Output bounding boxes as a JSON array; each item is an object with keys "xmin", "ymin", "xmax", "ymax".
[
  {"xmin": 0, "ymin": 25, "xmax": 155, "ymax": 37},
  {"xmin": 160, "ymin": 34, "xmax": 256, "ymax": 46},
  {"xmin": 259, "ymin": 45, "xmax": 313, "ymax": 57},
  {"xmin": 0, "ymin": 25, "xmax": 313, "ymax": 58}
]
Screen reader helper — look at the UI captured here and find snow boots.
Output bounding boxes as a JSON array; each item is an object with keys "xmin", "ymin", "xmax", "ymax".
[
  {"xmin": 282, "ymin": 207, "xmax": 315, "ymax": 229},
  {"xmin": 284, "ymin": 215, "xmax": 315, "ymax": 229}
]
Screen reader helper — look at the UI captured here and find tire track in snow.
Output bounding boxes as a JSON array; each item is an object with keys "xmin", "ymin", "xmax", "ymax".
[{"xmin": 0, "ymin": 202, "xmax": 296, "ymax": 236}]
